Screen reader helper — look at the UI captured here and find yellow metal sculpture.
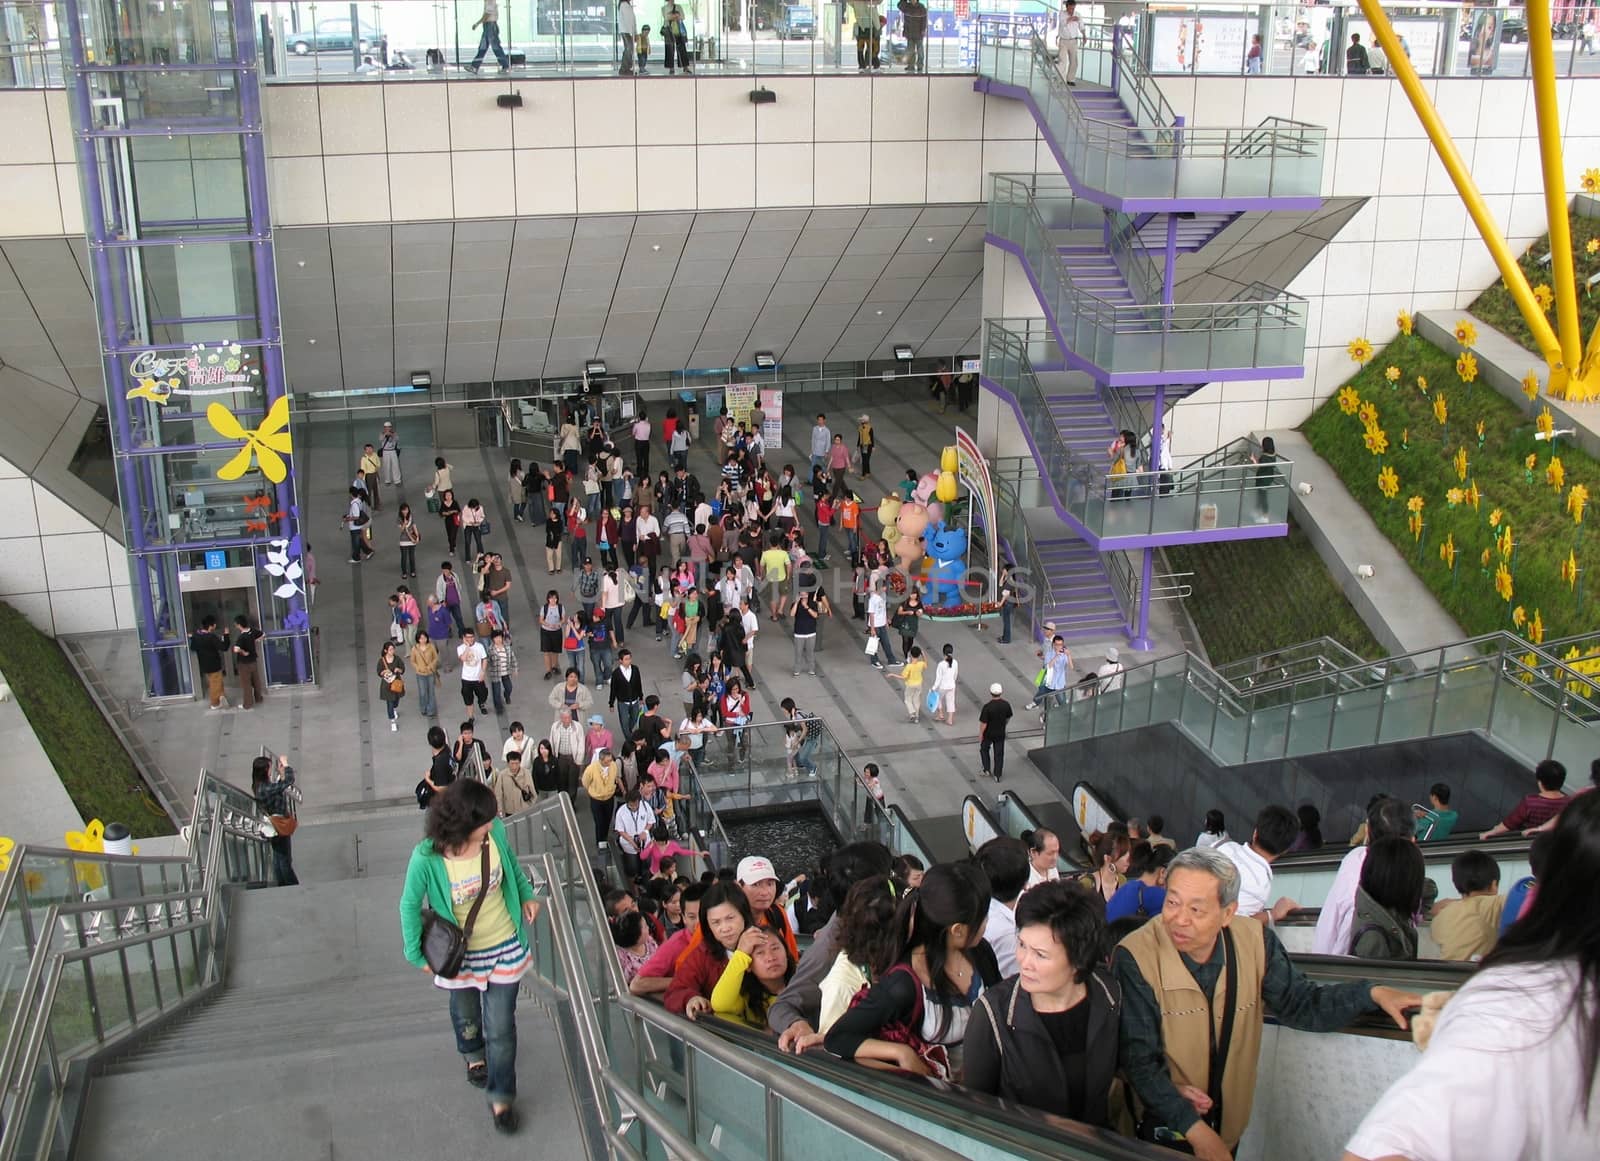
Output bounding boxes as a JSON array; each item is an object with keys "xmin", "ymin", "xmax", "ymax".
[{"xmin": 1357, "ymin": 0, "xmax": 1599, "ymax": 403}]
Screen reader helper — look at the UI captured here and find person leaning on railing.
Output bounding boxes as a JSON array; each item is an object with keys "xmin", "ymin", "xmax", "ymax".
[{"xmin": 250, "ymin": 753, "xmax": 298, "ymax": 887}]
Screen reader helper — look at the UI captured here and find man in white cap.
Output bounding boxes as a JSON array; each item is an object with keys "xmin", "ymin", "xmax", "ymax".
[
  {"xmin": 1096, "ymin": 645, "xmax": 1126, "ymax": 694},
  {"xmin": 978, "ymin": 682, "xmax": 1014, "ymax": 782},
  {"xmin": 378, "ymin": 420, "xmax": 402, "ymax": 488},
  {"xmin": 736, "ymin": 855, "xmax": 799, "ymax": 958}
]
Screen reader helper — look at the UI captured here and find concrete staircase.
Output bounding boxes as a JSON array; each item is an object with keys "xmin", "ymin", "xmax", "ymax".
[{"xmin": 74, "ymin": 832, "xmax": 586, "ymax": 1161}]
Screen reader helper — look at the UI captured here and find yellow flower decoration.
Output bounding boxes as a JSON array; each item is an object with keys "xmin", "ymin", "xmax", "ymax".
[
  {"xmin": 1570, "ymin": 483, "xmax": 1590, "ymax": 525},
  {"xmin": 1357, "ymin": 401, "xmax": 1378, "ymax": 428},
  {"xmin": 1476, "ymin": 420, "xmax": 1485, "ymax": 441},
  {"xmin": 1511, "ymin": 604, "xmax": 1527, "ymax": 630},
  {"xmin": 1547, "ymin": 456, "xmax": 1566, "ymax": 493},
  {"xmin": 1533, "ymin": 284, "xmax": 1554, "ymax": 311},
  {"xmin": 1439, "ymin": 534, "xmax": 1457, "ymax": 571},
  {"xmin": 1456, "ymin": 352, "xmax": 1478, "ymax": 383},
  {"xmin": 1401, "ymin": 427, "xmax": 1409, "ymax": 447},
  {"xmin": 1406, "ymin": 495, "xmax": 1425, "ymax": 514},
  {"xmin": 1562, "ymin": 549, "xmax": 1580, "ymax": 588},
  {"xmin": 1408, "ymin": 512, "xmax": 1423, "ymax": 542},
  {"xmin": 1488, "ymin": 507, "xmax": 1503, "ymax": 527},
  {"xmin": 1454, "ymin": 447, "xmax": 1469, "ymax": 482},
  {"xmin": 1530, "ymin": 609, "xmax": 1544, "ymax": 645},
  {"xmin": 1536, "ymin": 406, "xmax": 1555, "ymax": 440},
  {"xmin": 1584, "ymin": 168, "xmax": 1600, "ymax": 195},
  {"xmin": 1446, "ymin": 486, "xmax": 1465, "ymax": 507},
  {"xmin": 1384, "ymin": 365, "xmax": 1401, "ymax": 383},
  {"xmin": 1363, "ymin": 426, "xmax": 1389, "ymax": 456},
  {"xmin": 1466, "ymin": 481, "xmax": 1481, "ymax": 511},
  {"xmin": 1347, "ymin": 337, "xmax": 1374, "ymax": 364},
  {"xmin": 1337, "ymin": 386, "xmax": 1361, "ymax": 415},
  {"xmin": 1525, "ymin": 453, "xmax": 1539, "ymax": 472},
  {"xmin": 1482, "ymin": 547, "xmax": 1494, "ymax": 569},
  {"xmin": 1494, "ymin": 562, "xmax": 1514, "ymax": 603},
  {"xmin": 1589, "ymin": 238, "xmax": 1600, "ymax": 256},
  {"xmin": 1453, "ymin": 319, "xmax": 1478, "ymax": 348},
  {"xmin": 1416, "ymin": 375, "xmax": 1429, "ymax": 395},
  {"xmin": 1522, "ymin": 371, "xmax": 1540, "ymax": 402},
  {"xmin": 1497, "ymin": 522, "xmax": 1514, "ymax": 561},
  {"xmin": 0, "ymin": 835, "xmax": 10, "ymax": 873},
  {"xmin": 1433, "ymin": 394, "xmax": 1448, "ymax": 425},
  {"xmin": 1396, "ymin": 310, "xmax": 1413, "ymax": 336},
  {"xmin": 1377, "ymin": 464, "xmax": 1400, "ymax": 499},
  {"xmin": 206, "ymin": 396, "xmax": 292, "ymax": 483}
]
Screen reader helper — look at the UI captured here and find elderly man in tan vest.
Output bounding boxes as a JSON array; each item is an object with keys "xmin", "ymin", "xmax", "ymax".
[{"xmin": 1113, "ymin": 847, "xmax": 1420, "ymax": 1161}]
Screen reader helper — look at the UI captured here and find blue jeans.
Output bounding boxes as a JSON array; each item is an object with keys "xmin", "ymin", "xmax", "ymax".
[
  {"xmin": 817, "ymin": 523, "xmax": 831, "ymax": 561},
  {"xmin": 447, "ymin": 602, "xmax": 468, "ymax": 635},
  {"xmin": 998, "ymin": 602, "xmax": 1013, "ymax": 643},
  {"xmin": 870, "ymin": 625, "xmax": 898, "ymax": 666},
  {"xmin": 846, "ymin": 528, "xmax": 860, "ymax": 561},
  {"xmin": 492, "ymin": 675, "xmax": 512, "ymax": 712},
  {"xmin": 449, "ymin": 981, "xmax": 519, "ymax": 1105},
  {"xmin": 590, "ymin": 647, "xmax": 614, "ymax": 687},
  {"xmin": 417, "ymin": 673, "xmax": 437, "ymax": 716},
  {"xmin": 616, "ymin": 698, "xmax": 641, "ymax": 739},
  {"xmin": 471, "ymin": 19, "xmax": 510, "ymax": 67},
  {"xmin": 795, "ymin": 735, "xmax": 818, "ymax": 775}
]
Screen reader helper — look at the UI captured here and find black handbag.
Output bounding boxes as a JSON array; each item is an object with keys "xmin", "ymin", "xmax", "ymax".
[{"xmin": 421, "ymin": 843, "xmax": 491, "ymax": 978}]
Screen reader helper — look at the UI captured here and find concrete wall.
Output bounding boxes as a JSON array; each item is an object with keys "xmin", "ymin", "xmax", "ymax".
[{"xmin": 0, "ymin": 452, "xmax": 135, "ymax": 637}]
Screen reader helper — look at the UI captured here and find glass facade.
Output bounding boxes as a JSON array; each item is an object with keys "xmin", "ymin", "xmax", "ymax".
[{"xmin": 62, "ymin": 0, "xmax": 312, "ymax": 696}]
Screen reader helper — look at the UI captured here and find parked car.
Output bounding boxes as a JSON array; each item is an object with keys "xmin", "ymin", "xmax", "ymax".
[
  {"xmin": 773, "ymin": 5, "xmax": 815, "ymax": 38},
  {"xmin": 288, "ymin": 18, "xmax": 383, "ymax": 55}
]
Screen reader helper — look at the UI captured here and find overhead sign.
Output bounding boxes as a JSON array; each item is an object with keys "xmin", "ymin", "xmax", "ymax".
[
  {"xmin": 758, "ymin": 388, "xmax": 784, "ymax": 450},
  {"xmin": 204, "ymin": 550, "xmax": 227, "ymax": 570}
]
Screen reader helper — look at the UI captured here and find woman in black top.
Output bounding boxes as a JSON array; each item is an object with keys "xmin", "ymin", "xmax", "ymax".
[
  {"xmin": 964, "ymin": 881, "xmax": 1122, "ymax": 1125},
  {"xmin": 824, "ymin": 861, "xmax": 1000, "ymax": 1081},
  {"xmin": 893, "ymin": 589, "xmax": 924, "ymax": 661},
  {"xmin": 1252, "ymin": 436, "xmax": 1280, "ymax": 519},
  {"xmin": 528, "ymin": 738, "xmax": 562, "ymax": 796},
  {"xmin": 377, "ymin": 641, "xmax": 406, "ymax": 731},
  {"xmin": 438, "ymin": 489, "xmax": 462, "ymax": 556}
]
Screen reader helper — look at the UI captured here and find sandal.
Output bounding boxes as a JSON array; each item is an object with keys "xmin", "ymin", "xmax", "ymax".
[{"xmin": 466, "ymin": 1063, "xmax": 488, "ymax": 1089}]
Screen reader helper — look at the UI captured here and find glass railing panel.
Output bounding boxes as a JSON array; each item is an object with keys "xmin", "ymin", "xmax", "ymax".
[
  {"xmin": 1375, "ymin": 670, "xmax": 1439, "ymax": 744},
  {"xmin": 1245, "ymin": 705, "xmax": 1290, "ymax": 761},
  {"xmin": 1328, "ymin": 687, "xmax": 1383, "ymax": 749},
  {"xmin": 1550, "ymin": 710, "xmax": 1593, "ymax": 775},
  {"xmin": 1148, "ymin": 672, "xmax": 1186, "ymax": 722},
  {"xmin": 690, "ymin": 1049, "xmax": 768, "ymax": 1159},
  {"xmin": 1284, "ymin": 696, "xmax": 1336, "ymax": 757},
  {"xmin": 1428, "ymin": 664, "xmax": 1498, "ymax": 737},
  {"xmin": 778, "ymin": 1100, "xmax": 899, "ymax": 1160},
  {"xmin": 1487, "ymin": 672, "xmax": 1562, "ymax": 764},
  {"xmin": 1207, "ymin": 705, "xmax": 1248, "ymax": 764}
]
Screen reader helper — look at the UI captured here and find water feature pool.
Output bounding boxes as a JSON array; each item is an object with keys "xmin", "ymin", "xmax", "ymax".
[{"xmin": 720, "ymin": 807, "xmax": 840, "ymax": 884}]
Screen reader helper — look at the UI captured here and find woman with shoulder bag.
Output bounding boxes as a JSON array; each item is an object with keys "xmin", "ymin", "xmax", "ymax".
[
  {"xmin": 399, "ymin": 779, "xmax": 542, "ymax": 1135},
  {"xmin": 397, "ymin": 502, "xmax": 422, "ymax": 579},
  {"xmin": 438, "ymin": 489, "xmax": 462, "ymax": 556},
  {"xmin": 377, "ymin": 641, "xmax": 406, "ymax": 732}
]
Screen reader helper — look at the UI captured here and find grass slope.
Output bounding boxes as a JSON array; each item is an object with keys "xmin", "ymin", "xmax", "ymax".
[
  {"xmin": 1301, "ymin": 333, "xmax": 1599, "ymax": 643},
  {"xmin": 1467, "ymin": 203, "xmax": 1600, "ymax": 358},
  {"xmin": 0, "ymin": 602, "xmax": 174, "ymax": 837},
  {"xmin": 1165, "ymin": 519, "xmax": 1385, "ymax": 666}
]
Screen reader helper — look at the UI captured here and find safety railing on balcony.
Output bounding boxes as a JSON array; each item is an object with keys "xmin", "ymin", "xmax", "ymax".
[
  {"xmin": 1212, "ymin": 636, "xmax": 1379, "ymax": 693},
  {"xmin": 1043, "ymin": 631, "xmax": 1598, "ymax": 770},
  {"xmin": 0, "ymin": 769, "xmax": 280, "ymax": 1161},
  {"xmin": 988, "ymin": 175, "xmax": 1309, "ymax": 379},
  {"xmin": 984, "ymin": 321, "xmax": 1293, "ymax": 542},
  {"xmin": 977, "ymin": 19, "xmax": 1327, "ymax": 204}
]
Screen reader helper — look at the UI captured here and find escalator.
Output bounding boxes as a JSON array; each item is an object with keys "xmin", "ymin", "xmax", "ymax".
[
  {"xmin": 1032, "ymin": 631, "xmax": 1597, "ymax": 845},
  {"xmin": 889, "ymin": 803, "xmax": 968, "ymax": 865}
]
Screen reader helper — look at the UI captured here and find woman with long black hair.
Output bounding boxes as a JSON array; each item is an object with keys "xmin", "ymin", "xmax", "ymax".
[
  {"xmin": 663, "ymin": 881, "xmax": 754, "ymax": 1015},
  {"xmin": 399, "ymin": 779, "xmax": 542, "ymax": 1135},
  {"xmin": 1344, "ymin": 792, "xmax": 1600, "ymax": 1159},
  {"xmin": 824, "ymin": 861, "xmax": 1000, "ymax": 1081}
]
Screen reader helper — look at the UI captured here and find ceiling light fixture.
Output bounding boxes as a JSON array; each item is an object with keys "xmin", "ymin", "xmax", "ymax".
[
  {"xmin": 754, "ymin": 351, "xmax": 776, "ymax": 369},
  {"xmin": 585, "ymin": 359, "xmax": 607, "ymax": 378},
  {"xmin": 411, "ymin": 371, "xmax": 432, "ymax": 389},
  {"xmin": 894, "ymin": 344, "xmax": 913, "ymax": 361}
]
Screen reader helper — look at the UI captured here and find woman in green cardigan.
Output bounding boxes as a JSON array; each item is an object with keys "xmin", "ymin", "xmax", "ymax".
[{"xmin": 400, "ymin": 779, "xmax": 542, "ymax": 1134}]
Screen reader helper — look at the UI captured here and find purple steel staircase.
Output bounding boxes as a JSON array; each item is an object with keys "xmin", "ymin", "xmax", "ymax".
[{"xmin": 1033, "ymin": 536, "xmax": 1127, "ymax": 640}]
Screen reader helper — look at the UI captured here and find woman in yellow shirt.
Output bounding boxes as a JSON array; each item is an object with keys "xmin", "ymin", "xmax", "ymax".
[
  {"xmin": 887, "ymin": 644, "xmax": 928, "ymax": 722},
  {"xmin": 701, "ymin": 927, "xmax": 796, "ymax": 1028}
]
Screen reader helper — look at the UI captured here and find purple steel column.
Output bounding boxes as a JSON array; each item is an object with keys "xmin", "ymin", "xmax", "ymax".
[
  {"xmin": 65, "ymin": 9, "xmax": 181, "ymax": 696},
  {"xmin": 1131, "ymin": 548, "xmax": 1154, "ymax": 651},
  {"xmin": 1162, "ymin": 215, "xmax": 1179, "ymax": 307},
  {"xmin": 233, "ymin": 0, "xmax": 311, "ymax": 683}
]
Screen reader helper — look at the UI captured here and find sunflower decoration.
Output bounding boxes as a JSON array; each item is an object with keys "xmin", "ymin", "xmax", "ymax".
[
  {"xmin": 1433, "ymin": 394, "xmax": 1448, "ymax": 425},
  {"xmin": 1530, "ymin": 608, "xmax": 1545, "ymax": 645},
  {"xmin": 1536, "ymin": 406, "xmax": 1555, "ymax": 441},
  {"xmin": 1377, "ymin": 464, "xmax": 1400, "ymax": 499},
  {"xmin": 1494, "ymin": 561, "xmax": 1514, "ymax": 603},
  {"xmin": 1400, "ymin": 427, "xmax": 1410, "ymax": 450},
  {"xmin": 1408, "ymin": 510, "xmax": 1424, "ymax": 541},
  {"xmin": 1570, "ymin": 482, "xmax": 1590, "ymax": 525},
  {"xmin": 1547, "ymin": 456, "xmax": 1566, "ymax": 493},
  {"xmin": 1454, "ymin": 446, "xmax": 1469, "ymax": 482},
  {"xmin": 1453, "ymin": 319, "xmax": 1478, "ymax": 349},
  {"xmin": 1384, "ymin": 365, "xmax": 1401, "ymax": 385},
  {"xmin": 1589, "ymin": 237, "xmax": 1600, "ymax": 257},
  {"xmin": 1562, "ymin": 549, "xmax": 1580, "ymax": 588},
  {"xmin": 1396, "ymin": 309, "xmax": 1414, "ymax": 336},
  {"xmin": 1337, "ymin": 385, "xmax": 1361, "ymax": 415},
  {"xmin": 1497, "ymin": 521, "xmax": 1514, "ymax": 561},
  {"xmin": 1533, "ymin": 283, "xmax": 1554, "ymax": 312},
  {"xmin": 1475, "ymin": 420, "xmax": 1486, "ymax": 449},
  {"xmin": 1357, "ymin": 402, "xmax": 1379, "ymax": 429},
  {"xmin": 1489, "ymin": 507, "xmax": 1503, "ymax": 528},
  {"xmin": 1525, "ymin": 452, "xmax": 1539, "ymax": 482},
  {"xmin": 1584, "ymin": 168, "xmax": 1600, "ymax": 195},
  {"xmin": 1417, "ymin": 375, "xmax": 1429, "ymax": 395},
  {"xmin": 1363, "ymin": 426, "xmax": 1389, "ymax": 456},
  {"xmin": 1482, "ymin": 547, "xmax": 1495, "ymax": 569},
  {"xmin": 1466, "ymin": 481, "xmax": 1481, "ymax": 512},
  {"xmin": 1446, "ymin": 487, "xmax": 1465, "ymax": 508},
  {"xmin": 1406, "ymin": 495, "xmax": 1425, "ymax": 514},
  {"xmin": 1439, "ymin": 533, "xmax": 1457, "ymax": 571},
  {"xmin": 1522, "ymin": 371, "xmax": 1541, "ymax": 402},
  {"xmin": 1456, "ymin": 352, "xmax": 1479, "ymax": 383},
  {"xmin": 1512, "ymin": 605, "xmax": 1527, "ymax": 630},
  {"xmin": 1347, "ymin": 337, "xmax": 1374, "ymax": 365}
]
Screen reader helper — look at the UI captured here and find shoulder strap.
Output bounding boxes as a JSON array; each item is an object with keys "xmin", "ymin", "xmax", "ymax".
[
  {"xmin": 1206, "ymin": 926, "xmax": 1240, "ymax": 1133},
  {"xmin": 461, "ymin": 842, "xmax": 493, "ymax": 939}
]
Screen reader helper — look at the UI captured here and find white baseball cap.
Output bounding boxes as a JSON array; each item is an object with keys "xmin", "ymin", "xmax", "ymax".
[
  {"xmin": 736, "ymin": 856, "xmax": 779, "ymax": 885},
  {"xmin": 989, "ymin": 682, "xmax": 1004, "ymax": 695}
]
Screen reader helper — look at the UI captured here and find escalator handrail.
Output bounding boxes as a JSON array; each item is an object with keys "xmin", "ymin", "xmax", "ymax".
[
  {"xmin": 995, "ymin": 789, "xmax": 1091, "ymax": 872},
  {"xmin": 887, "ymin": 803, "xmax": 938, "ymax": 869},
  {"xmin": 961, "ymin": 794, "xmax": 1009, "ymax": 855},
  {"xmin": 1272, "ymin": 832, "xmax": 1534, "ymax": 872}
]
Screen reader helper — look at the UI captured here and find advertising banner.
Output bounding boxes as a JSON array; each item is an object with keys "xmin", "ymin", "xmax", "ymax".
[
  {"xmin": 724, "ymin": 383, "xmax": 758, "ymax": 429},
  {"xmin": 955, "ymin": 425, "xmax": 998, "ymax": 601},
  {"xmin": 1149, "ymin": 13, "xmax": 1257, "ymax": 74},
  {"xmin": 758, "ymin": 387, "xmax": 784, "ymax": 450}
]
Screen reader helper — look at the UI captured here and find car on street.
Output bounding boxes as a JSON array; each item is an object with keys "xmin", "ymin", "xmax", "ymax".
[{"xmin": 288, "ymin": 18, "xmax": 384, "ymax": 54}]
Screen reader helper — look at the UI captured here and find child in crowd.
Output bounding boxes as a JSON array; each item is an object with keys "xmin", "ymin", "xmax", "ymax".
[{"xmin": 636, "ymin": 25, "xmax": 651, "ymax": 73}]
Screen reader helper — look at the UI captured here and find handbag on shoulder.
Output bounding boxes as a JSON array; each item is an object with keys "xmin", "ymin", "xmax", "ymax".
[{"xmin": 421, "ymin": 842, "xmax": 491, "ymax": 978}]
